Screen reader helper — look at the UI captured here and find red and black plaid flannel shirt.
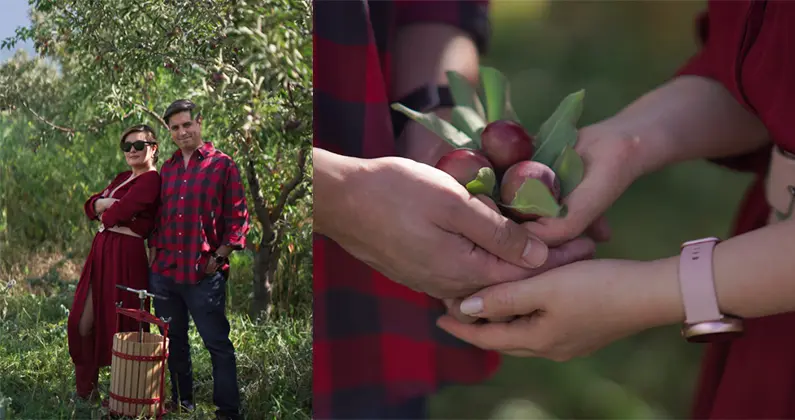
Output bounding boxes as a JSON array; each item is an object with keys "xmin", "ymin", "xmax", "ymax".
[
  {"xmin": 313, "ymin": 1, "xmax": 500, "ymax": 417},
  {"xmin": 149, "ymin": 141, "xmax": 249, "ymax": 284}
]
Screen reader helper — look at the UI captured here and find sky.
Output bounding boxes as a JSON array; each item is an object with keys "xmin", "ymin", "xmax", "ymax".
[{"xmin": 0, "ymin": 0, "xmax": 34, "ymax": 62}]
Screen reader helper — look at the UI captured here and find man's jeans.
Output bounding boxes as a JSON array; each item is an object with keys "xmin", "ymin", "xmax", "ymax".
[{"xmin": 149, "ymin": 271, "xmax": 240, "ymax": 417}]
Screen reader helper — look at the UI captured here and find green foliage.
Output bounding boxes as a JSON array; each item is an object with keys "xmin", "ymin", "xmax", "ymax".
[
  {"xmin": 0, "ymin": 0, "xmax": 312, "ymax": 312},
  {"xmin": 0, "ymin": 1, "xmax": 311, "ymax": 417},
  {"xmin": 0, "ymin": 261, "xmax": 311, "ymax": 419}
]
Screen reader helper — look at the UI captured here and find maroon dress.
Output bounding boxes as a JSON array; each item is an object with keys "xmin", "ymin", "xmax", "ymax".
[
  {"xmin": 676, "ymin": 1, "xmax": 795, "ymax": 418},
  {"xmin": 66, "ymin": 170, "xmax": 160, "ymax": 398}
]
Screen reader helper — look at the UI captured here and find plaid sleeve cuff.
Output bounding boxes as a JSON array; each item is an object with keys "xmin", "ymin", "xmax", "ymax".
[{"xmin": 395, "ymin": 0, "xmax": 491, "ymax": 54}]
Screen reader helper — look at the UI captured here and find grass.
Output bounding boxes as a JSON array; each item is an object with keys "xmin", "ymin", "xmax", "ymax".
[{"xmin": 0, "ymin": 252, "xmax": 311, "ymax": 420}]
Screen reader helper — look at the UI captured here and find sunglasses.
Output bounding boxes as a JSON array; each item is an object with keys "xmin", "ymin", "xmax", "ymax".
[{"xmin": 121, "ymin": 140, "xmax": 157, "ymax": 152}]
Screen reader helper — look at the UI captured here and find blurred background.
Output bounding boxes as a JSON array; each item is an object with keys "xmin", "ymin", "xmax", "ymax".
[{"xmin": 430, "ymin": 1, "xmax": 755, "ymax": 419}]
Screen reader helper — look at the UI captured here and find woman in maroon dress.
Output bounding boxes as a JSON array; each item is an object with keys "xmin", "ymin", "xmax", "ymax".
[
  {"xmin": 436, "ymin": 1, "xmax": 795, "ymax": 418},
  {"xmin": 67, "ymin": 124, "xmax": 161, "ymax": 401}
]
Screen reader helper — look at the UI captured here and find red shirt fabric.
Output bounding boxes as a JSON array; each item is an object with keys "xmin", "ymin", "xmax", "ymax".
[
  {"xmin": 313, "ymin": 0, "xmax": 499, "ymax": 417},
  {"xmin": 676, "ymin": 1, "xmax": 795, "ymax": 417},
  {"xmin": 149, "ymin": 141, "xmax": 250, "ymax": 284}
]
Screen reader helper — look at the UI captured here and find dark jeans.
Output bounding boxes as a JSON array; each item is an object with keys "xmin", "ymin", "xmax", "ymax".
[{"xmin": 149, "ymin": 271, "xmax": 240, "ymax": 418}]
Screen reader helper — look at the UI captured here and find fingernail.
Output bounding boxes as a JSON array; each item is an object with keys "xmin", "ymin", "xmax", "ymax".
[
  {"xmin": 523, "ymin": 239, "xmax": 548, "ymax": 268},
  {"xmin": 460, "ymin": 297, "xmax": 483, "ymax": 315}
]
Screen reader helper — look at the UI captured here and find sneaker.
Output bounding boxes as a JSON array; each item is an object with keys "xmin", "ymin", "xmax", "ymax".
[{"xmin": 164, "ymin": 399, "xmax": 195, "ymax": 414}]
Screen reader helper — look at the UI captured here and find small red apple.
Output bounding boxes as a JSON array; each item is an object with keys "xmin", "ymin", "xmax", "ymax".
[
  {"xmin": 500, "ymin": 160, "xmax": 560, "ymax": 221},
  {"xmin": 480, "ymin": 120, "xmax": 535, "ymax": 173},
  {"xmin": 435, "ymin": 148, "xmax": 493, "ymax": 186}
]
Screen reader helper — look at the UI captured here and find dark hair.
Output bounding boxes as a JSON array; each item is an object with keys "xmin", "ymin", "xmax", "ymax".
[
  {"xmin": 120, "ymin": 124, "xmax": 159, "ymax": 164},
  {"xmin": 163, "ymin": 99, "xmax": 202, "ymax": 126}
]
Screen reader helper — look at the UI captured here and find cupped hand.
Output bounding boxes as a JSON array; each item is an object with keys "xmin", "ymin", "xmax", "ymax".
[
  {"xmin": 523, "ymin": 124, "xmax": 646, "ymax": 247},
  {"xmin": 324, "ymin": 155, "xmax": 597, "ymax": 299},
  {"xmin": 436, "ymin": 259, "xmax": 680, "ymax": 361}
]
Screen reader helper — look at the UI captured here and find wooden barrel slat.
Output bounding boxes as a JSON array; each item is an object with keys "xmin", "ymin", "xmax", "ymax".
[
  {"xmin": 108, "ymin": 331, "xmax": 168, "ymax": 418},
  {"xmin": 109, "ymin": 334, "xmax": 119, "ymax": 414}
]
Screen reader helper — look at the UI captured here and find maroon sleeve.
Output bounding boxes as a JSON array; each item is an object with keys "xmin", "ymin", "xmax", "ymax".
[
  {"xmin": 394, "ymin": 0, "xmax": 491, "ymax": 54},
  {"xmin": 673, "ymin": 9, "xmax": 772, "ymax": 175},
  {"xmin": 83, "ymin": 172, "xmax": 124, "ymax": 220},
  {"xmin": 100, "ymin": 171, "xmax": 161, "ymax": 227}
]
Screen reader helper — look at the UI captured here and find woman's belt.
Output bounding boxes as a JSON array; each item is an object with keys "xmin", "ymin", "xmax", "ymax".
[{"xmin": 99, "ymin": 224, "xmax": 142, "ymax": 238}]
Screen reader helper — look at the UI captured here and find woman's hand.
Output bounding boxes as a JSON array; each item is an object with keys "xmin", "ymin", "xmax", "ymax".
[
  {"xmin": 95, "ymin": 198, "xmax": 119, "ymax": 213},
  {"xmin": 521, "ymin": 124, "xmax": 646, "ymax": 247},
  {"xmin": 436, "ymin": 258, "xmax": 683, "ymax": 361}
]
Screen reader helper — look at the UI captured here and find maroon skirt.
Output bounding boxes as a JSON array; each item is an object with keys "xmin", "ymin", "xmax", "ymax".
[{"xmin": 67, "ymin": 229, "xmax": 150, "ymax": 368}]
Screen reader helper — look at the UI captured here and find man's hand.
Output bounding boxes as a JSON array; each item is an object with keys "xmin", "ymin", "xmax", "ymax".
[
  {"xmin": 204, "ymin": 258, "xmax": 219, "ymax": 274},
  {"xmin": 314, "ymin": 148, "xmax": 597, "ymax": 299}
]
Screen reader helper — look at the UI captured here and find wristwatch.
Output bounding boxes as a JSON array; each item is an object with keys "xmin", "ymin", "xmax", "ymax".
[
  {"xmin": 678, "ymin": 237, "xmax": 744, "ymax": 343},
  {"xmin": 391, "ymin": 84, "xmax": 455, "ymax": 140},
  {"xmin": 212, "ymin": 252, "xmax": 228, "ymax": 265}
]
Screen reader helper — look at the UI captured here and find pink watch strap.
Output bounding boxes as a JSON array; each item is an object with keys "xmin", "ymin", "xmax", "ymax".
[{"xmin": 678, "ymin": 237, "xmax": 722, "ymax": 324}]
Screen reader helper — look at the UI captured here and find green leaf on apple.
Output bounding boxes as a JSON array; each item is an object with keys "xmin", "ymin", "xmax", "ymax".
[
  {"xmin": 502, "ymin": 178, "xmax": 562, "ymax": 218},
  {"xmin": 390, "ymin": 103, "xmax": 477, "ymax": 149},
  {"xmin": 451, "ymin": 106, "xmax": 486, "ymax": 147},
  {"xmin": 479, "ymin": 66, "xmax": 509, "ymax": 123},
  {"xmin": 465, "ymin": 167, "xmax": 496, "ymax": 196},
  {"xmin": 552, "ymin": 145, "xmax": 584, "ymax": 198},
  {"xmin": 532, "ymin": 89, "xmax": 585, "ymax": 167},
  {"xmin": 446, "ymin": 70, "xmax": 487, "ymax": 120}
]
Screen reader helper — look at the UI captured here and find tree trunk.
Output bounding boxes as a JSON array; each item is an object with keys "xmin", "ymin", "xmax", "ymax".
[
  {"xmin": 250, "ymin": 244, "xmax": 272, "ymax": 320},
  {"xmin": 250, "ymin": 238, "xmax": 283, "ymax": 320}
]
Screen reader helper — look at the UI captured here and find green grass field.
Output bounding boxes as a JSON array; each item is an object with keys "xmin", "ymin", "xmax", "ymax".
[
  {"xmin": 0, "ymin": 252, "xmax": 311, "ymax": 420},
  {"xmin": 431, "ymin": 1, "xmax": 758, "ymax": 418}
]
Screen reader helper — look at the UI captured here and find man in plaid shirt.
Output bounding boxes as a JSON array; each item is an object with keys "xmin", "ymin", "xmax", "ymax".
[
  {"xmin": 313, "ymin": 1, "xmax": 598, "ymax": 418},
  {"xmin": 148, "ymin": 99, "xmax": 250, "ymax": 420}
]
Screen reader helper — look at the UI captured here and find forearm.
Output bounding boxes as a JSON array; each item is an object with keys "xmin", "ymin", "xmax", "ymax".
[
  {"xmin": 312, "ymin": 147, "xmax": 367, "ymax": 238},
  {"xmin": 638, "ymin": 220, "xmax": 795, "ymax": 328},
  {"xmin": 392, "ymin": 23, "xmax": 480, "ymax": 99},
  {"xmin": 393, "ymin": 23, "xmax": 481, "ymax": 165},
  {"xmin": 595, "ymin": 75, "xmax": 769, "ymax": 177}
]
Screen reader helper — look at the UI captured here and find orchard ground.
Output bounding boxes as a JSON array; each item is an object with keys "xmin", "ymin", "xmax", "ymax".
[{"xmin": 0, "ymin": 250, "xmax": 311, "ymax": 420}]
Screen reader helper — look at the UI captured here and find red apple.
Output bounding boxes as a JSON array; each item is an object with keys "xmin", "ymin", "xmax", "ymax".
[
  {"xmin": 435, "ymin": 148, "xmax": 493, "ymax": 186},
  {"xmin": 500, "ymin": 160, "xmax": 560, "ymax": 221},
  {"xmin": 480, "ymin": 120, "xmax": 535, "ymax": 173}
]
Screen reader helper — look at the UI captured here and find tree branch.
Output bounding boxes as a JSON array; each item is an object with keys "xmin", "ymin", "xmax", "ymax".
[
  {"xmin": 269, "ymin": 146, "xmax": 307, "ymax": 224},
  {"xmin": 126, "ymin": 100, "xmax": 168, "ymax": 130},
  {"xmin": 16, "ymin": 99, "xmax": 136, "ymax": 136},
  {"xmin": 20, "ymin": 101, "xmax": 76, "ymax": 135},
  {"xmin": 286, "ymin": 183, "xmax": 307, "ymax": 207},
  {"xmin": 244, "ymin": 132, "xmax": 272, "ymax": 236}
]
